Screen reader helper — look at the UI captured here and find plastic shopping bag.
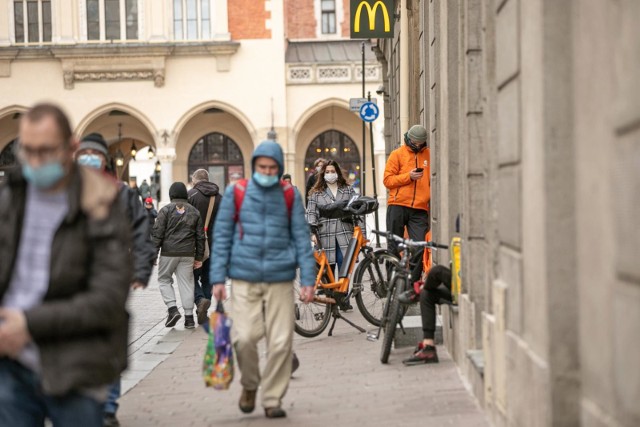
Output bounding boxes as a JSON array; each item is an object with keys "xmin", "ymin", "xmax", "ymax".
[{"xmin": 202, "ymin": 301, "xmax": 234, "ymax": 390}]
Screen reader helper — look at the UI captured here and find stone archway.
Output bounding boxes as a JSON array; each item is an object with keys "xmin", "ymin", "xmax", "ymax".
[
  {"xmin": 303, "ymin": 130, "xmax": 361, "ymax": 190},
  {"xmin": 293, "ymin": 103, "xmax": 370, "ymax": 193},
  {"xmin": 77, "ymin": 105, "xmax": 157, "ymax": 188},
  {"xmin": 174, "ymin": 105, "xmax": 255, "ymax": 187}
]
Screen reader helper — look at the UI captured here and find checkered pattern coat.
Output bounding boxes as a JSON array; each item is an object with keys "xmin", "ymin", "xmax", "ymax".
[{"xmin": 306, "ymin": 185, "xmax": 357, "ymax": 264}]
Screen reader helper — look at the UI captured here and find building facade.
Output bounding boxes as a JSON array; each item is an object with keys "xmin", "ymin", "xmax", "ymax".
[
  {"xmin": 0, "ymin": 0, "xmax": 386, "ymax": 203},
  {"xmin": 376, "ymin": 0, "xmax": 639, "ymax": 426}
]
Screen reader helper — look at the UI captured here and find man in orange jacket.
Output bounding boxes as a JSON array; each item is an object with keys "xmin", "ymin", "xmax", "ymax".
[{"xmin": 383, "ymin": 125, "xmax": 430, "ymax": 256}]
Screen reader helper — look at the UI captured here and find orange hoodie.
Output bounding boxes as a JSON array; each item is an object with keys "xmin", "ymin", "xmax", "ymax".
[{"xmin": 383, "ymin": 145, "xmax": 430, "ymax": 211}]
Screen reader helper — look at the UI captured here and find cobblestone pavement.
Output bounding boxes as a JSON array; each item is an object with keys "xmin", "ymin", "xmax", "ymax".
[{"xmin": 118, "ymin": 291, "xmax": 490, "ymax": 427}]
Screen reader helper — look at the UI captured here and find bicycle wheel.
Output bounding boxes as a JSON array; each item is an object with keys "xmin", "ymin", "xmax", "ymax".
[
  {"xmin": 380, "ymin": 275, "xmax": 405, "ymax": 364},
  {"xmin": 293, "ymin": 270, "xmax": 332, "ymax": 338},
  {"xmin": 353, "ymin": 250, "xmax": 400, "ymax": 326}
]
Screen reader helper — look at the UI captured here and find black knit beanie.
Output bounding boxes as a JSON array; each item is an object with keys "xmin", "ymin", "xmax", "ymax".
[{"xmin": 169, "ymin": 182, "xmax": 188, "ymax": 200}]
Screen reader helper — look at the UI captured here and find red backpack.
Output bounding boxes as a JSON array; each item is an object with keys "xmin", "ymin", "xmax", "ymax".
[{"xmin": 233, "ymin": 178, "xmax": 295, "ymax": 239}]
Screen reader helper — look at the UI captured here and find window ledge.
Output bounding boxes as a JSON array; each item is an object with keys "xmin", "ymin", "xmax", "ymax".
[{"xmin": 0, "ymin": 41, "xmax": 241, "ymax": 87}]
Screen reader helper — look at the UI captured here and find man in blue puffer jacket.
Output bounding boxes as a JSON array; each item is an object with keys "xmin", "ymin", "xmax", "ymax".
[{"xmin": 210, "ymin": 140, "xmax": 315, "ymax": 419}]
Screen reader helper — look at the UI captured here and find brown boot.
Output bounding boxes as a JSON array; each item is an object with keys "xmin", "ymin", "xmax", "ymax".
[{"xmin": 239, "ymin": 389, "xmax": 257, "ymax": 413}]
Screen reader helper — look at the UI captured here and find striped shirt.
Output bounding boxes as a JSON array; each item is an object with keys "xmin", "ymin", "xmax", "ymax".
[{"xmin": 2, "ymin": 184, "xmax": 68, "ymax": 372}]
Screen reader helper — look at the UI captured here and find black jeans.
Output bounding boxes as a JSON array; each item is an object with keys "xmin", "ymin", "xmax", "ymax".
[
  {"xmin": 420, "ymin": 265, "xmax": 452, "ymax": 340},
  {"xmin": 193, "ymin": 257, "xmax": 212, "ymax": 304},
  {"xmin": 386, "ymin": 205, "xmax": 430, "ymax": 280}
]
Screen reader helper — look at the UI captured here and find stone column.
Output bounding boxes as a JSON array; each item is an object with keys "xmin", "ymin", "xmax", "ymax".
[{"xmin": 157, "ymin": 151, "xmax": 176, "ymax": 208}]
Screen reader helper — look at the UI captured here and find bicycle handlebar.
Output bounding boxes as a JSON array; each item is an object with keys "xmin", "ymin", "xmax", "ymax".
[{"xmin": 371, "ymin": 230, "xmax": 449, "ymax": 250}]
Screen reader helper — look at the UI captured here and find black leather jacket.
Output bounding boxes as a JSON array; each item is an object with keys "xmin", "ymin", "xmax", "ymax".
[
  {"xmin": 152, "ymin": 199, "xmax": 205, "ymax": 260},
  {"xmin": 0, "ymin": 165, "xmax": 131, "ymax": 396},
  {"xmin": 118, "ymin": 186, "xmax": 155, "ymax": 285}
]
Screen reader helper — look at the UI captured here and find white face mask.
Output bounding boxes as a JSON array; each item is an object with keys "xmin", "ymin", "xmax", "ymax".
[
  {"xmin": 316, "ymin": 165, "xmax": 323, "ymax": 173},
  {"xmin": 324, "ymin": 173, "xmax": 338, "ymax": 184}
]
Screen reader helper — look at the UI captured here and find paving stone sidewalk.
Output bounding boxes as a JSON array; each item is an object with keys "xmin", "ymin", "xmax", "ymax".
[{"xmin": 118, "ymin": 307, "xmax": 489, "ymax": 427}]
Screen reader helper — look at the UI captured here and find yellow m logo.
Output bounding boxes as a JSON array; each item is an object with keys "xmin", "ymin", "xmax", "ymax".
[{"xmin": 354, "ymin": 1, "xmax": 390, "ymax": 33}]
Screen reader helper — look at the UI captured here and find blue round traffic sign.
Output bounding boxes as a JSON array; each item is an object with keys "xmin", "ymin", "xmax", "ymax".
[{"xmin": 359, "ymin": 102, "xmax": 379, "ymax": 122}]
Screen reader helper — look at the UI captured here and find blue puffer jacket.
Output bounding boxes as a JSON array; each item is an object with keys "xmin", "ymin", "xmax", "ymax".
[{"xmin": 210, "ymin": 140, "xmax": 316, "ymax": 287}]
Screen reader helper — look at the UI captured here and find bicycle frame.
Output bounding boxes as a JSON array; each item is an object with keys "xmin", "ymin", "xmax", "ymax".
[{"xmin": 312, "ymin": 225, "xmax": 368, "ymax": 295}]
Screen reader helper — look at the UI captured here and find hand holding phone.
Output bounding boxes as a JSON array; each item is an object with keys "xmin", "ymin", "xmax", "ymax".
[{"xmin": 414, "ymin": 168, "xmax": 424, "ymax": 173}]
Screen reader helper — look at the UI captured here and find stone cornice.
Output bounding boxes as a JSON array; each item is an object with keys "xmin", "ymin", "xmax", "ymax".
[{"xmin": 0, "ymin": 41, "xmax": 241, "ymax": 84}]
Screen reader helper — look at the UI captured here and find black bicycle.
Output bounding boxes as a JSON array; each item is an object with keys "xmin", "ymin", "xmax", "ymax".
[{"xmin": 368, "ymin": 230, "xmax": 448, "ymax": 364}]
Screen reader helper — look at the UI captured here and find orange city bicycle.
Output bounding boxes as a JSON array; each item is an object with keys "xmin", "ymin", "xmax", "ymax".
[{"xmin": 293, "ymin": 196, "xmax": 399, "ymax": 337}]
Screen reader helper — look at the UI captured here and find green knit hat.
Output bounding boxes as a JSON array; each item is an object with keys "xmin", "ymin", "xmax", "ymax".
[{"xmin": 407, "ymin": 125, "xmax": 428, "ymax": 142}]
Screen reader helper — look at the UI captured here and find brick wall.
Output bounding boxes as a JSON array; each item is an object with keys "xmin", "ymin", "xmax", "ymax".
[
  {"xmin": 285, "ymin": 0, "xmax": 316, "ymax": 39},
  {"xmin": 228, "ymin": 0, "xmax": 271, "ymax": 40},
  {"xmin": 342, "ymin": 0, "xmax": 351, "ymax": 37}
]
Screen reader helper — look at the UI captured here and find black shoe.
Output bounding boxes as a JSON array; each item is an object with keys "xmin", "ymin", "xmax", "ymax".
[
  {"xmin": 265, "ymin": 407, "xmax": 287, "ymax": 418},
  {"xmin": 103, "ymin": 412, "xmax": 120, "ymax": 427},
  {"xmin": 165, "ymin": 307, "xmax": 181, "ymax": 328},
  {"xmin": 402, "ymin": 345, "xmax": 439, "ymax": 365},
  {"xmin": 292, "ymin": 352, "xmax": 300, "ymax": 375},
  {"xmin": 184, "ymin": 315, "xmax": 195, "ymax": 329},
  {"xmin": 335, "ymin": 292, "xmax": 353, "ymax": 311},
  {"xmin": 196, "ymin": 298, "xmax": 211, "ymax": 325}
]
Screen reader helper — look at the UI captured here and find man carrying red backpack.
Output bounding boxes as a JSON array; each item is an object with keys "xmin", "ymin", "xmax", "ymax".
[{"xmin": 210, "ymin": 140, "xmax": 315, "ymax": 419}]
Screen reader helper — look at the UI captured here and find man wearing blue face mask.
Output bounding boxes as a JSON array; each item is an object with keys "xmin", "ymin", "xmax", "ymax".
[
  {"xmin": 76, "ymin": 133, "xmax": 155, "ymax": 427},
  {"xmin": 0, "ymin": 104, "xmax": 131, "ymax": 426},
  {"xmin": 210, "ymin": 140, "xmax": 315, "ymax": 419}
]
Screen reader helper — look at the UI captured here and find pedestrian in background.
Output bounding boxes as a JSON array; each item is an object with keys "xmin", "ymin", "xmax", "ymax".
[
  {"xmin": 210, "ymin": 140, "xmax": 315, "ymax": 419},
  {"xmin": 144, "ymin": 197, "xmax": 158, "ymax": 232},
  {"xmin": 187, "ymin": 169, "xmax": 222, "ymax": 325},
  {"xmin": 306, "ymin": 160, "xmax": 357, "ymax": 310},
  {"xmin": 153, "ymin": 182, "xmax": 205, "ymax": 329},
  {"xmin": 305, "ymin": 157, "xmax": 326, "ymax": 206},
  {"xmin": 0, "ymin": 104, "xmax": 131, "ymax": 426},
  {"xmin": 138, "ymin": 179, "xmax": 151, "ymax": 199},
  {"xmin": 75, "ymin": 132, "xmax": 156, "ymax": 427}
]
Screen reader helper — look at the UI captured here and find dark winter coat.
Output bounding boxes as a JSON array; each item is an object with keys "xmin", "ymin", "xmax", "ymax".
[
  {"xmin": 187, "ymin": 181, "xmax": 222, "ymax": 243},
  {"xmin": 210, "ymin": 140, "xmax": 316, "ymax": 286},
  {"xmin": 119, "ymin": 185, "xmax": 155, "ymax": 285},
  {"xmin": 0, "ymin": 165, "xmax": 132, "ymax": 396},
  {"xmin": 145, "ymin": 206, "xmax": 157, "ymax": 231},
  {"xmin": 152, "ymin": 199, "xmax": 205, "ymax": 260}
]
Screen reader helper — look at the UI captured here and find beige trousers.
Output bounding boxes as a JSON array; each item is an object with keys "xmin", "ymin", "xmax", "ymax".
[{"xmin": 231, "ymin": 280, "xmax": 294, "ymax": 408}]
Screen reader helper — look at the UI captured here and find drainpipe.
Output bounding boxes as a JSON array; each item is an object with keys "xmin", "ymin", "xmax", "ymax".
[{"xmin": 399, "ymin": 0, "xmax": 409, "ymax": 135}]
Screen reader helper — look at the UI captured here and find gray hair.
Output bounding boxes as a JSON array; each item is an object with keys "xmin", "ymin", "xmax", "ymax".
[{"xmin": 192, "ymin": 169, "xmax": 209, "ymax": 183}]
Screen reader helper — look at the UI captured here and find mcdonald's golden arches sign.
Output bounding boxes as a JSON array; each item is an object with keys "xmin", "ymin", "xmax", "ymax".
[{"xmin": 350, "ymin": 0, "xmax": 395, "ymax": 39}]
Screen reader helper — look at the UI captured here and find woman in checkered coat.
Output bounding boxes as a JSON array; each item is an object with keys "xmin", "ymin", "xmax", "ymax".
[{"xmin": 306, "ymin": 160, "xmax": 358, "ymax": 272}]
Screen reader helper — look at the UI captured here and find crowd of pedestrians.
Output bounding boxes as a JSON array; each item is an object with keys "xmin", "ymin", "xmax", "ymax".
[{"xmin": 0, "ymin": 102, "xmax": 442, "ymax": 426}]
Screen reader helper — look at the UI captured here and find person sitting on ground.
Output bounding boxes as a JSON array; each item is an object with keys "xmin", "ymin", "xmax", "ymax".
[{"xmin": 399, "ymin": 265, "xmax": 452, "ymax": 365}]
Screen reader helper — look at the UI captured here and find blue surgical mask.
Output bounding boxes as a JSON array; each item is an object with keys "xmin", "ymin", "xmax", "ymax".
[
  {"xmin": 22, "ymin": 162, "xmax": 66, "ymax": 189},
  {"xmin": 253, "ymin": 172, "xmax": 279, "ymax": 187},
  {"xmin": 77, "ymin": 154, "xmax": 103, "ymax": 169}
]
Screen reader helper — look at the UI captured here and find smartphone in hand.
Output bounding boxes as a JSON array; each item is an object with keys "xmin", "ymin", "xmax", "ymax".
[{"xmin": 414, "ymin": 168, "xmax": 424, "ymax": 173}]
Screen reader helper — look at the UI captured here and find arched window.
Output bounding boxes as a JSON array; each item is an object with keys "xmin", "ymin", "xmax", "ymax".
[
  {"xmin": 188, "ymin": 132, "xmax": 244, "ymax": 187},
  {"xmin": 304, "ymin": 130, "xmax": 360, "ymax": 189}
]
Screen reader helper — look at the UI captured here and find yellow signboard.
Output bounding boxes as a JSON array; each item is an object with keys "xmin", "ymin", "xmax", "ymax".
[
  {"xmin": 450, "ymin": 237, "xmax": 462, "ymax": 305},
  {"xmin": 350, "ymin": 0, "xmax": 394, "ymax": 39}
]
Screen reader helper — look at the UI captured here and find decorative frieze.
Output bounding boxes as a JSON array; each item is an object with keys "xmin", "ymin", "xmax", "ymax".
[{"xmin": 287, "ymin": 63, "xmax": 381, "ymax": 85}]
